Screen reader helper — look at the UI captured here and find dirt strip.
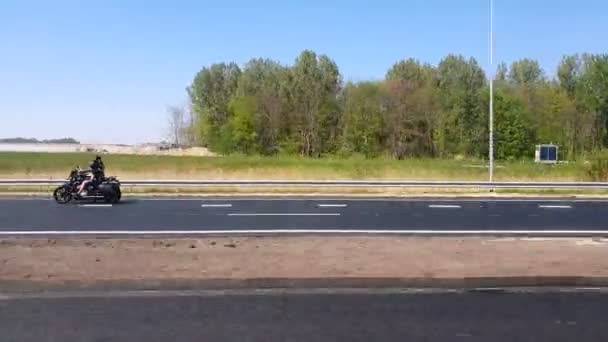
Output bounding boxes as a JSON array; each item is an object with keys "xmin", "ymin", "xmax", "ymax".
[{"xmin": 1, "ymin": 237, "xmax": 608, "ymax": 289}]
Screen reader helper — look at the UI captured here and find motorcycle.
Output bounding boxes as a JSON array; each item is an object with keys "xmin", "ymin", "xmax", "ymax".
[{"xmin": 53, "ymin": 166, "xmax": 122, "ymax": 204}]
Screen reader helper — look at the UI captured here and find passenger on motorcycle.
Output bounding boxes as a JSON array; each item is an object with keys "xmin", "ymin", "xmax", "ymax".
[{"xmin": 77, "ymin": 155, "xmax": 105, "ymax": 196}]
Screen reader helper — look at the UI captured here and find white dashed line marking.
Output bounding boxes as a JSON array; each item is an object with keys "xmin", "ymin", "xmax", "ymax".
[
  {"xmin": 78, "ymin": 204, "xmax": 112, "ymax": 207},
  {"xmin": 317, "ymin": 204, "xmax": 348, "ymax": 208},
  {"xmin": 201, "ymin": 204, "xmax": 232, "ymax": 208},
  {"xmin": 428, "ymin": 204, "xmax": 462, "ymax": 209},
  {"xmin": 538, "ymin": 205, "xmax": 572, "ymax": 209}
]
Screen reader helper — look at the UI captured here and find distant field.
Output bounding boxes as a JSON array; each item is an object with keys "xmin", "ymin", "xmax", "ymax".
[{"xmin": 0, "ymin": 151, "xmax": 586, "ymax": 181}]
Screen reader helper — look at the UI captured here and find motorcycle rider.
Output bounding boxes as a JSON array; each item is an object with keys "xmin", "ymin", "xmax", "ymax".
[{"xmin": 77, "ymin": 155, "xmax": 105, "ymax": 196}]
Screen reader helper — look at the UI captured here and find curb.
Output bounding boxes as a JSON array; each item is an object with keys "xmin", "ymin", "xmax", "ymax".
[{"xmin": 3, "ymin": 276, "xmax": 608, "ymax": 292}]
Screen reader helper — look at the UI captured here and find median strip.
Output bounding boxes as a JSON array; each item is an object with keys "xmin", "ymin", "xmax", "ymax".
[{"xmin": 1, "ymin": 237, "xmax": 607, "ymax": 291}]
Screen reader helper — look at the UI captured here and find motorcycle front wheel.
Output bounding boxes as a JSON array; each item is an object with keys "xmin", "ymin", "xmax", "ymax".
[{"xmin": 53, "ymin": 186, "xmax": 72, "ymax": 204}]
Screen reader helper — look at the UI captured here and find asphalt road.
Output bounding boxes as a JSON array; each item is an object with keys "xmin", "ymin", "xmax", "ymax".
[
  {"xmin": 1, "ymin": 196, "xmax": 608, "ymax": 234},
  {"xmin": 0, "ymin": 289, "xmax": 606, "ymax": 342}
]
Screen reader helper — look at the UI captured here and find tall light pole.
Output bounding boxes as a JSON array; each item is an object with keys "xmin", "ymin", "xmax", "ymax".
[{"xmin": 488, "ymin": 0, "xmax": 494, "ymax": 183}]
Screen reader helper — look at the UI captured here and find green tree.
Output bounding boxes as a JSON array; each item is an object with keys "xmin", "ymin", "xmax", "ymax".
[
  {"xmin": 532, "ymin": 85, "xmax": 582, "ymax": 158},
  {"xmin": 576, "ymin": 54, "xmax": 608, "ymax": 146},
  {"xmin": 339, "ymin": 81, "xmax": 385, "ymax": 157},
  {"xmin": 436, "ymin": 55, "xmax": 486, "ymax": 157},
  {"xmin": 237, "ymin": 58, "xmax": 290, "ymax": 154},
  {"xmin": 508, "ymin": 59, "xmax": 544, "ymax": 85},
  {"xmin": 227, "ymin": 96, "xmax": 257, "ymax": 154},
  {"xmin": 555, "ymin": 54, "xmax": 598, "ymax": 157},
  {"xmin": 493, "ymin": 90, "xmax": 535, "ymax": 160},
  {"xmin": 187, "ymin": 62, "xmax": 241, "ymax": 149},
  {"xmin": 289, "ymin": 50, "xmax": 342, "ymax": 156},
  {"xmin": 557, "ymin": 54, "xmax": 582, "ymax": 98},
  {"xmin": 386, "ymin": 58, "xmax": 434, "ymax": 87},
  {"xmin": 496, "ymin": 62, "xmax": 508, "ymax": 82},
  {"xmin": 384, "ymin": 58, "xmax": 438, "ymax": 157},
  {"xmin": 503, "ymin": 59, "xmax": 550, "ymax": 148}
]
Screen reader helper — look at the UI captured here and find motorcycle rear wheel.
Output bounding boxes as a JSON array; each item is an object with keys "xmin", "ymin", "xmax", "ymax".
[
  {"xmin": 104, "ymin": 187, "xmax": 121, "ymax": 204},
  {"xmin": 53, "ymin": 187, "xmax": 72, "ymax": 204}
]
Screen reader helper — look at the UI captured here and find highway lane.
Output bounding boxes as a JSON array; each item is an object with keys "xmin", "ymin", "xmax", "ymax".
[
  {"xmin": 1, "ymin": 197, "xmax": 608, "ymax": 233},
  {"xmin": 1, "ymin": 289, "xmax": 607, "ymax": 342}
]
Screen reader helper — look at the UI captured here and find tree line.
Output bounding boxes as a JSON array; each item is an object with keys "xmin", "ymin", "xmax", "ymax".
[{"xmin": 184, "ymin": 50, "xmax": 608, "ymax": 160}]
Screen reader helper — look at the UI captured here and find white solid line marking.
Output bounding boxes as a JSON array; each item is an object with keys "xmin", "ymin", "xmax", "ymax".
[
  {"xmin": 227, "ymin": 213, "xmax": 340, "ymax": 217},
  {"xmin": 201, "ymin": 204, "xmax": 232, "ymax": 208},
  {"xmin": 5, "ymin": 197, "xmax": 608, "ymax": 203},
  {"xmin": 538, "ymin": 205, "xmax": 572, "ymax": 209},
  {"xmin": 78, "ymin": 204, "xmax": 112, "ymax": 207},
  {"xmin": 317, "ymin": 204, "xmax": 348, "ymax": 208},
  {"xmin": 5, "ymin": 287, "xmax": 603, "ymax": 300},
  {"xmin": 428, "ymin": 204, "xmax": 462, "ymax": 209},
  {"xmin": 0, "ymin": 229, "xmax": 607, "ymax": 236},
  {"xmin": 133, "ymin": 198, "xmax": 608, "ymax": 203}
]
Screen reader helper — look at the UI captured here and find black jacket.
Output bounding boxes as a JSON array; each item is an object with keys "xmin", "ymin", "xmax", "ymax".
[{"xmin": 90, "ymin": 159, "xmax": 105, "ymax": 179}]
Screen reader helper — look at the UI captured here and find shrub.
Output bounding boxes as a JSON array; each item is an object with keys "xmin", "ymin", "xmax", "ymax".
[{"xmin": 585, "ymin": 151, "xmax": 608, "ymax": 181}]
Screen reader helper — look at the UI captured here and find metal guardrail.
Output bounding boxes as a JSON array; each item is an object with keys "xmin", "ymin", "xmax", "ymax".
[{"xmin": 2, "ymin": 179, "xmax": 608, "ymax": 189}]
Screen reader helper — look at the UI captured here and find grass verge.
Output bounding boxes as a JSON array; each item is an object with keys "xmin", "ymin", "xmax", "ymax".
[{"xmin": 0, "ymin": 152, "xmax": 586, "ymax": 181}]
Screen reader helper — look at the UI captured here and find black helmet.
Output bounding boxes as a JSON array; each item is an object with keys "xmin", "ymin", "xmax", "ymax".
[{"xmin": 95, "ymin": 155, "xmax": 102, "ymax": 161}]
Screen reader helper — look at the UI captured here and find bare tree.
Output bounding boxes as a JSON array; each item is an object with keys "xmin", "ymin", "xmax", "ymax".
[
  {"xmin": 183, "ymin": 102, "xmax": 197, "ymax": 146},
  {"xmin": 167, "ymin": 105, "xmax": 185, "ymax": 146}
]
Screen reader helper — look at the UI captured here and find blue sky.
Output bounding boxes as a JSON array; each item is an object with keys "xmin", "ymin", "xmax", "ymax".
[{"xmin": 1, "ymin": 0, "xmax": 606, "ymax": 144}]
